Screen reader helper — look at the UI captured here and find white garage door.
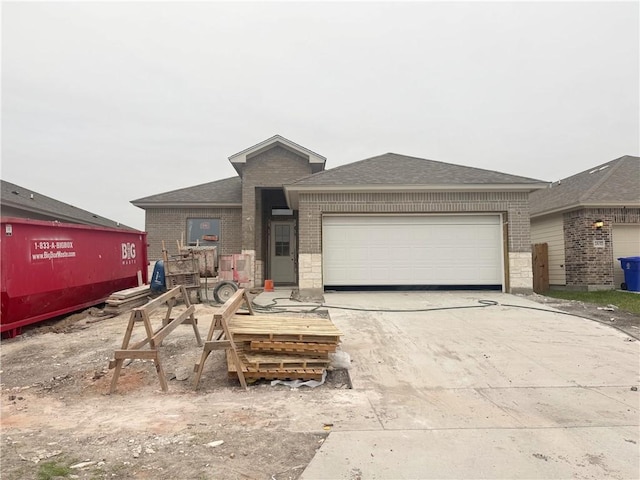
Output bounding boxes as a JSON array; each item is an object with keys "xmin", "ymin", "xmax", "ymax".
[
  {"xmin": 613, "ymin": 224, "xmax": 640, "ymax": 289},
  {"xmin": 322, "ymin": 215, "xmax": 504, "ymax": 287}
]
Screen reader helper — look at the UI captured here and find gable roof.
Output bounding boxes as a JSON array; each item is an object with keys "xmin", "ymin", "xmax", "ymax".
[
  {"xmin": 529, "ymin": 155, "xmax": 640, "ymax": 217},
  {"xmin": 1, "ymin": 179, "xmax": 133, "ymax": 229},
  {"xmin": 229, "ymin": 134, "xmax": 326, "ymax": 176},
  {"xmin": 131, "ymin": 176, "xmax": 242, "ymax": 208}
]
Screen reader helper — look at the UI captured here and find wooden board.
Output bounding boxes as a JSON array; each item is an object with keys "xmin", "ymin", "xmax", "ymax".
[
  {"xmin": 238, "ymin": 351, "xmax": 330, "ymax": 369},
  {"xmin": 109, "ymin": 285, "xmax": 151, "ymax": 299},
  {"xmin": 229, "ymin": 315, "xmax": 342, "ymax": 338},
  {"xmin": 249, "ymin": 340, "xmax": 336, "ymax": 356},
  {"xmin": 232, "ymin": 333, "xmax": 341, "ymax": 343},
  {"xmin": 106, "ymin": 293, "xmax": 151, "ymax": 306},
  {"xmin": 104, "ymin": 297, "xmax": 150, "ymax": 315},
  {"xmin": 226, "ymin": 350, "xmax": 325, "ymax": 381}
]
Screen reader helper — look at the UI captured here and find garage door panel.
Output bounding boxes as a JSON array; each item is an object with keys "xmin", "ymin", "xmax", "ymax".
[{"xmin": 323, "ymin": 215, "xmax": 503, "ymax": 286}]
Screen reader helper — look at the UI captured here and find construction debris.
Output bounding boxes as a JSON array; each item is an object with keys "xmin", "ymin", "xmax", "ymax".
[
  {"xmin": 227, "ymin": 315, "xmax": 342, "ymax": 382},
  {"xmin": 193, "ymin": 288, "xmax": 342, "ymax": 389},
  {"xmin": 103, "ymin": 285, "xmax": 153, "ymax": 316}
]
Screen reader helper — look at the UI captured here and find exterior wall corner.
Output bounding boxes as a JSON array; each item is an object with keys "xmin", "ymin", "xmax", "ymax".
[
  {"xmin": 241, "ymin": 249, "xmax": 256, "ymax": 288},
  {"xmin": 508, "ymin": 252, "xmax": 533, "ymax": 293},
  {"xmin": 298, "ymin": 253, "xmax": 323, "ymax": 289}
]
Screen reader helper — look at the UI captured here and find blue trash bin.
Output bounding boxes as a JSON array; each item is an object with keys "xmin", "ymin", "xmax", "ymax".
[{"xmin": 618, "ymin": 256, "xmax": 640, "ymax": 292}]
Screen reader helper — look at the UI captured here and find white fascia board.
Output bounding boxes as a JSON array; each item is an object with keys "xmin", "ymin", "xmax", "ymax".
[
  {"xmin": 131, "ymin": 202, "xmax": 242, "ymax": 209},
  {"xmin": 530, "ymin": 201, "xmax": 640, "ymax": 219},
  {"xmin": 228, "ymin": 135, "xmax": 326, "ymax": 165},
  {"xmin": 285, "ymin": 183, "xmax": 549, "ymax": 209}
]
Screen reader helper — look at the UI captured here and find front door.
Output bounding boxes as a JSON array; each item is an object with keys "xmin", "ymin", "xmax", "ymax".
[{"xmin": 270, "ymin": 220, "xmax": 296, "ymax": 284}]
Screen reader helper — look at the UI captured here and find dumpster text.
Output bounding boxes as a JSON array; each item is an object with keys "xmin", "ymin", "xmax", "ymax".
[{"xmin": 31, "ymin": 240, "xmax": 77, "ymax": 261}]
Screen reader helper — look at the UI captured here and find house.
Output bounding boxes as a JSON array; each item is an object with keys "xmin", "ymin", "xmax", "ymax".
[
  {"xmin": 1, "ymin": 179, "xmax": 129, "ymax": 229},
  {"xmin": 132, "ymin": 135, "xmax": 548, "ymax": 295},
  {"xmin": 529, "ymin": 156, "xmax": 640, "ymax": 291}
]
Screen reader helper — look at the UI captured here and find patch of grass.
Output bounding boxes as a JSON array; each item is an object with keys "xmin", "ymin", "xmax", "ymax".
[
  {"xmin": 37, "ymin": 461, "xmax": 71, "ymax": 480},
  {"xmin": 544, "ymin": 290, "xmax": 640, "ymax": 315}
]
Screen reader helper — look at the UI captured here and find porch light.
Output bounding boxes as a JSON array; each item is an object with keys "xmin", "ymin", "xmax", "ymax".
[{"xmin": 593, "ymin": 219, "xmax": 604, "ymax": 230}]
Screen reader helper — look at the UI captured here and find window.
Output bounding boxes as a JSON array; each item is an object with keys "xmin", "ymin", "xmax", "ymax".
[
  {"xmin": 274, "ymin": 224, "xmax": 290, "ymax": 256},
  {"xmin": 187, "ymin": 218, "xmax": 220, "ymax": 246}
]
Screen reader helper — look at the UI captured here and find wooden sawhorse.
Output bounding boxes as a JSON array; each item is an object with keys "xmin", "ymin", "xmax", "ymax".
[
  {"xmin": 193, "ymin": 288, "xmax": 254, "ymax": 390},
  {"xmin": 109, "ymin": 285, "xmax": 202, "ymax": 393}
]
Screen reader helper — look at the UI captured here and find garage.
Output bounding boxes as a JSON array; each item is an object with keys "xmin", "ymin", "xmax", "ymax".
[
  {"xmin": 322, "ymin": 214, "xmax": 504, "ymax": 288},
  {"xmin": 613, "ymin": 224, "xmax": 640, "ymax": 289}
]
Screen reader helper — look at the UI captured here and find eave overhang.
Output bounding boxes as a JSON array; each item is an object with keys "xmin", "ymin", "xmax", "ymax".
[
  {"xmin": 131, "ymin": 201, "xmax": 242, "ymax": 209},
  {"xmin": 530, "ymin": 201, "xmax": 640, "ymax": 218},
  {"xmin": 284, "ymin": 183, "xmax": 549, "ymax": 209}
]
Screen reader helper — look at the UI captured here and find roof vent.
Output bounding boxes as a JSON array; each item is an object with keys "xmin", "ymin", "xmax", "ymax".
[
  {"xmin": 11, "ymin": 190, "xmax": 19, "ymax": 195},
  {"xmin": 598, "ymin": 165, "xmax": 610, "ymax": 171},
  {"xmin": 30, "ymin": 194, "xmax": 34, "ymax": 200}
]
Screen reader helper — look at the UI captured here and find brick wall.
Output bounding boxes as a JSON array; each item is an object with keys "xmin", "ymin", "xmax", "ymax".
[
  {"xmin": 144, "ymin": 207, "xmax": 241, "ymax": 261},
  {"xmin": 297, "ymin": 191, "xmax": 533, "ymax": 293},
  {"xmin": 298, "ymin": 191, "xmax": 531, "ymax": 253},
  {"xmin": 241, "ymin": 145, "xmax": 312, "ymax": 260},
  {"xmin": 563, "ymin": 207, "xmax": 640, "ymax": 290}
]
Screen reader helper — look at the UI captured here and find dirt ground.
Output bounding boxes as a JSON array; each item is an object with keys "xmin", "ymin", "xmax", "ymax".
[
  {"xmin": 1, "ymin": 292, "xmax": 638, "ymax": 480},
  {"xmin": 525, "ymin": 292, "xmax": 640, "ymax": 340},
  {"xmin": 0, "ymin": 299, "xmax": 349, "ymax": 480}
]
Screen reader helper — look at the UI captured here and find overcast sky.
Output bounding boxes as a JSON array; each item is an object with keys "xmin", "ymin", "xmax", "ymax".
[{"xmin": 2, "ymin": 1, "xmax": 638, "ymax": 231}]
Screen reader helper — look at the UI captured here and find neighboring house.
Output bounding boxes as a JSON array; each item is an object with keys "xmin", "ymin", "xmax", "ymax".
[
  {"xmin": 1, "ymin": 179, "xmax": 130, "ymax": 229},
  {"xmin": 132, "ymin": 135, "xmax": 547, "ymax": 295},
  {"xmin": 529, "ymin": 156, "xmax": 640, "ymax": 291}
]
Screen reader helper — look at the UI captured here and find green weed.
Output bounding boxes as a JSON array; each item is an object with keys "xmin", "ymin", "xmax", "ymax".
[
  {"xmin": 36, "ymin": 460, "xmax": 71, "ymax": 480},
  {"xmin": 544, "ymin": 290, "xmax": 640, "ymax": 315}
]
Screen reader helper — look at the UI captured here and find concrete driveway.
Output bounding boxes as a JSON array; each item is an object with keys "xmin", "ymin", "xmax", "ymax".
[{"xmin": 300, "ymin": 291, "xmax": 640, "ymax": 480}]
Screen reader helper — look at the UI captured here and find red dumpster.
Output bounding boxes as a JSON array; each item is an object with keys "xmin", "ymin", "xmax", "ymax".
[{"xmin": 1, "ymin": 217, "xmax": 148, "ymax": 337}]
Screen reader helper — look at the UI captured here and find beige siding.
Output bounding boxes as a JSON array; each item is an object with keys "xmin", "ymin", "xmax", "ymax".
[
  {"xmin": 613, "ymin": 224, "xmax": 640, "ymax": 288},
  {"xmin": 531, "ymin": 215, "xmax": 566, "ymax": 286}
]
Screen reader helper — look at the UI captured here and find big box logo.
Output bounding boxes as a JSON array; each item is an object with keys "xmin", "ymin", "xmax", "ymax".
[{"xmin": 121, "ymin": 243, "xmax": 136, "ymax": 264}]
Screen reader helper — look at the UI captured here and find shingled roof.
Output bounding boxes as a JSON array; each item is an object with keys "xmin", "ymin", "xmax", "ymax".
[
  {"xmin": 1, "ymin": 179, "xmax": 132, "ymax": 229},
  {"xmin": 288, "ymin": 153, "xmax": 546, "ymax": 186},
  {"xmin": 131, "ymin": 176, "xmax": 242, "ymax": 207},
  {"xmin": 529, "ymin": 155, "xmax": 640, "ymax": 216}
]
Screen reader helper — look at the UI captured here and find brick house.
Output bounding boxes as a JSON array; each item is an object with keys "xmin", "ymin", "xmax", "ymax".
[
  {"xmin": 530, "ymin": 156, "xmax": 640, "ymax": 291},
  {"xmin": 132, "ymin": 135, "xmax": 547, "ymax": 295}
]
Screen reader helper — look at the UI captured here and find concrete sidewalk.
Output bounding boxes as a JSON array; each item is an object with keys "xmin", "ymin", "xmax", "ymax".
[{"xmin": 300, "ymin": 291, "xmax": 640, "ymax": 479}]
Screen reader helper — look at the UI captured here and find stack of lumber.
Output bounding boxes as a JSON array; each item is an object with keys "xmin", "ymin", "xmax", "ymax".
[
  {"xmin": 226, "ymin": 315, "xmax": 342, "ymax": 382},
  {"xmin": 103, "ymin": 285, "xmax": 152, "ymax": 316}
]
